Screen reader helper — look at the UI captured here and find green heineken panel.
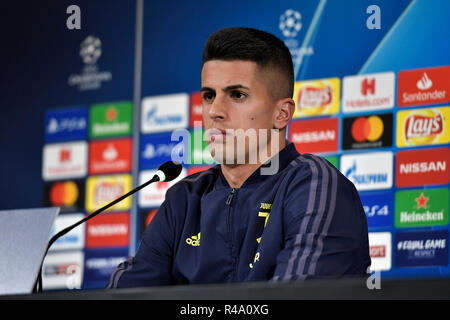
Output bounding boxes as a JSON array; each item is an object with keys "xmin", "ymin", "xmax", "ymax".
[
  {"xmin": 89, "ymin": 101, "xmax": 133, "ymax": 138},
  {"xmin": 190, "ymin": 129, "xmax": 215, "ymax": 165},
  {"xmin": 395, "ymin": 188, "xmax": 449, "ymax": 228},
  {"xmin": 324, "ymin": 155, "xmax": 338, "ymax": 169}
]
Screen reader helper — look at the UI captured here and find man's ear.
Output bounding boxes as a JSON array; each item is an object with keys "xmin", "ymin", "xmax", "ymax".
[{"xmin": 274, "ymin": 98, "xmax": 295, "ymax": 129}]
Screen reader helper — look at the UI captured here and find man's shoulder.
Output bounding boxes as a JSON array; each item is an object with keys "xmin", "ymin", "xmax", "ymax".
[
  {"xmin": 286, "ymin": 153, "xmax": 338, "ymax": 175},
  {"xmin": 285, "ymin": 153, "xmax": 356, "ymax": 191},
  {"xmin": 166, "ymin": 165, "xmax": 221, "ymax": 198}
]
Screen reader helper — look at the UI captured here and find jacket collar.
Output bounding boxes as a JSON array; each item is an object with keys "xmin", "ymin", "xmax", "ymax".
[{"xmin": 216, "ymin": 141, "xmax": 300, "ymax": 189}]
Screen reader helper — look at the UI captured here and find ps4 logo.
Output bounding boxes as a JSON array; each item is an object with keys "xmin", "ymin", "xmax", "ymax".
[
  {"xmin": 47, "ymin": 117, "xmax": 86, "ymax": 134},
  {"xmin": 146, "ymin": 105, "xmax": 183, "ymax": 126},
  {"xmin": 142, "ymin": 143, "xmax": 177, "ymax": 159},
  {"xmin": 363, "ymin": 204, "xmax": 389, "ymax": 218}
]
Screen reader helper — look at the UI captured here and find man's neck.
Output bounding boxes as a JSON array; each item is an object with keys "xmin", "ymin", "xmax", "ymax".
[{"xmin": 220, "ymin": 138, "xmax": 287, "ymax": 188}]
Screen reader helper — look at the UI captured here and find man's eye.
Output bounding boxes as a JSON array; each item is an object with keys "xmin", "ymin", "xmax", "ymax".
[
  {"xmin": 231, "ymin": 91, "xmax": 247, "ymax": 100},
  {"xmin": 202, "ymin": 92, "xmax": 215, "ymax": 103}
]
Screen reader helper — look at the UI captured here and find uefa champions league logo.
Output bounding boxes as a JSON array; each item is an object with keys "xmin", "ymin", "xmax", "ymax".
[
  {"xmin": 68, "ymin": 35, "xmax": 112, "ymax": 91},
  {"xmin": 79, "ymin": 35, "xmax": 102, "ymax": 65},
  {"xmin": 279, "ymin": 9, "xmax": 302, "ymax": 38},
  {"xmin": 278, "ymin": 8, "xmax": 313, "ymax": 80}
]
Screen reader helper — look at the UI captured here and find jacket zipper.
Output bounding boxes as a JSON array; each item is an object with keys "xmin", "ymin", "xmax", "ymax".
[
  {"xmin": 226, "ymin": 188, "xmax": 235, "ymax": 205},
  {"xmin": 226, "ymin": 188, "xmax": 236, "ymax": 280}
]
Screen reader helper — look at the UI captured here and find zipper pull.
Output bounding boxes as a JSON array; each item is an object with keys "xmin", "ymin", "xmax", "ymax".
[{"xmin": 226, "ymin": 188, "xmax": 235, "ymax": 205}]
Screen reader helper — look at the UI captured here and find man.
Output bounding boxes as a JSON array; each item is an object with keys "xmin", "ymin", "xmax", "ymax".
[{"xmin": 106, "ymin": 27, "xmax": 370, "ymax": 288}]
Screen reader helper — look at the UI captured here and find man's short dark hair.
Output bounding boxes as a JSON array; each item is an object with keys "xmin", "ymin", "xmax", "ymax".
[{"xmin": 202, "ymin": 27, "xmax": 294, "ymax": 100}]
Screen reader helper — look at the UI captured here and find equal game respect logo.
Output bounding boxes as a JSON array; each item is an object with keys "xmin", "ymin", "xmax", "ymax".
[{"xmin": 395, "ymin": 230, "xmax": 449, "ymax": 268}]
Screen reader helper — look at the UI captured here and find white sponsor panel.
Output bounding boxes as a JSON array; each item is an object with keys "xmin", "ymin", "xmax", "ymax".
[
  {"xmin": 138, "ymin": 169, "xmax": 187, "ymax": 207},
  {"xmin": 368, "ymin": 232, "xmax": 392, "ymax": 271},
  {"xmin": 42, "ymin": 141, "xmax": 87, "ymax": 181},
  {"xmin": 49, "ymin": 213, "xmax": 85, "ymax": 251},
  {"xmin": 42, "ymin": 251, "xmax": 84, "ymax": 290},
  {"xmin": 342, "ymin": 72, "xmax": 395, "ymax": 113},
  {"xmin": 141, "ymin": 93, "xmax": 189, "ymax": 133},
  {"xmin": 340, "ymin": 151, "xmax": 393, "ymax": 191}
]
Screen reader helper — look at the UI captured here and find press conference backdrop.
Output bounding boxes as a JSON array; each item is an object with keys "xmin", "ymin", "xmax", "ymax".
[{"xmin": 1, "ymin": 0, "xmax": 449, "ymax": 291}]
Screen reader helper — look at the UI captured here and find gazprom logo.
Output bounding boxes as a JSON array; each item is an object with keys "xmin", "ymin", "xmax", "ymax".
[
  {"xmin": 345, "ymin": 161, "xmax": 388, "ymax": 184},
  {"xmin": 146, "ymin": 105, "xmax": 183, "ymax": 126},
  {"xmin": 141, "ymin": 93, "xmax": 189, "ymax": 134},
  {"xmin": 340, "ymin": 152, "xmax": 393, "ymax": 191}
]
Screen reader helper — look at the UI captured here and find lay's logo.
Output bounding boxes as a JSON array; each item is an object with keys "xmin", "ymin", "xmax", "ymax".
[
  {"xmin": 405, "ymin": 112, "xmax": 443, "ymax": 140},
  {"xmin": 86, "ymin": 174, "xmax": 132, "ymax": 212},
  {"xmin": 397, "ymin": 107, "xmax": 450, "ymax": 147},
  {"xmin": 293, "ymin": 78, "xmax": 340, "ymax": 118},
  {"xmin": 298, "ymin": 85, "xmax": 332, "ymax": 108}
]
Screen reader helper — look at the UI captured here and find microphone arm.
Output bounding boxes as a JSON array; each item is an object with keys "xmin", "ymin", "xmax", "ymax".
[{"xmin": 33, "ymin": 161, "xmax": 182, "ymax": 293}]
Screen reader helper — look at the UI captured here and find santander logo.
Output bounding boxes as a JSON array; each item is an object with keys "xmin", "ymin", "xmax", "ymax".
[
  {"xmin": 417, "ymin": 72, "xmax": 433, "ymax": 91},
  {"xmin": 397, "ymin": 66, "xmax": 450, "ymax": 107},
  {"xmin": 102, "ymin": 144, "xmax": 118, "ymax": 161}
]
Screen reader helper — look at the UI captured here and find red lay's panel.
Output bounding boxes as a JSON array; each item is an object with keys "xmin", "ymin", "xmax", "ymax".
[
  {"xmin": 289, "ymin": 117, "xmax": 339, "ymax": 154},
  {"xmin": 397, "ymin": 66, "xmax": 450, "ymax": 107},
  {"xmin": 86, "ymin": 212, "xmax": 130, "ymax": 248},
  {"xmin": 89, "ymin": 138, "xmax": 132, "ymax": 175},
  {"xmin": 396, "ymin": 147, "xmax": 450, "ymax": 187}
]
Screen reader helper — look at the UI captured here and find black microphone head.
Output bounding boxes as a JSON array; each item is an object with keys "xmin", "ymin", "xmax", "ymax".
[{"xmin": 155, "ymin": 161, "xmax": 183, "ymax": 182}]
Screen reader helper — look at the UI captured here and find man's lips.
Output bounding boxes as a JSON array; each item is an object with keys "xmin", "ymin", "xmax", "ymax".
[{"xmin": 207, "ymin": 128, "xmax": 228, "ymax": 142}]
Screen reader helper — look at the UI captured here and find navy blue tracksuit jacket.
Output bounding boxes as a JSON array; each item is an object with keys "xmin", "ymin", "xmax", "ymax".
[{"xmin": 107, "ymin": 143, "xmax": 371, "ymax": 288}]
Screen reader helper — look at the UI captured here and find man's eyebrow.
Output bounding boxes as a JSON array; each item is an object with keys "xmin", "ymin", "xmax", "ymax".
[
  {"xmin": 222, "ymin": 84, "xmax": 250, "ymax": 91},
  {"xmin": 200, "ymin": 86, "xmax": 214, "ymax": 92},
  {"xmin": 200, "ymin": 84, "xmax": 250, "ymax": 92}
]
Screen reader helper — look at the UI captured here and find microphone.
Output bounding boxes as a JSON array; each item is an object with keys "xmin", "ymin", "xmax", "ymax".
[{"xmin": 33, "ymin": 161, "xmax": 182, "ymax": 293}]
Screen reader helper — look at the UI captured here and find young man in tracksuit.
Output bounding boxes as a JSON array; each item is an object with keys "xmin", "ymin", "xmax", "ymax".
[{"xmin": 106, "ymin": 28, "xmax": 371, "ymax": 288}]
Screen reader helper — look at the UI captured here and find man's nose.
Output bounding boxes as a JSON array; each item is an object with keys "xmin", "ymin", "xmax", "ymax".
[{"xmin": 208, "ymin": 95, "xmax": 226, "ymax": 121}]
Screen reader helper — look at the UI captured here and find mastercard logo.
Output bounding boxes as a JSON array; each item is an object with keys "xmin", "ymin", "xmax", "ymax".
[
  {"xmin": 351, "ymin": 115, "xmax": 384, "ymax": 142},
  {"xmin": 50, "ymin": 181, "xmax": 79, "ymax": 206}
]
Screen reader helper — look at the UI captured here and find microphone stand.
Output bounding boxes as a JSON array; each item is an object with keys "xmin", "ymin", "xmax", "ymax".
[{"xmin": 33, "ymin": 175, "xmax": 159, "ymax": 293}]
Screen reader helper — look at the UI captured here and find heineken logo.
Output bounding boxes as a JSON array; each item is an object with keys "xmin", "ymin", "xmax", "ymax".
[
  {"xmin": 415, "ymin": 192, "xmax": 429, "ymax": 209},
  {"xmin": 89, "ymin": 102, "xmax": 132, "ymax": 138},
  {"xmin": 395, "ymin": 188, "xmax": 449, "ymax": 228}
]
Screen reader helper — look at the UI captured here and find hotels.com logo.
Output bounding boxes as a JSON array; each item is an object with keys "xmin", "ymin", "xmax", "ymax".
[
  {"xmin": 59, "ymin": 149, "xmax": 71, "ymax": 163},
  {"xmin": 343, "ymin": 72, "xmax": 395, "ymax": 113},
  {"xmin": 361, "ymin": 78, "xmax": 376, "ymax": 96}
]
